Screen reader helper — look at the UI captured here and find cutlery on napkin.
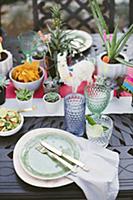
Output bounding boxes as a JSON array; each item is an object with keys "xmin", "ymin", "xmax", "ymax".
[
  {"xmin": 36, "ymin": 145, "xmax": 77, "ymax": 173},
  {"xmin": 40, "ymin": 141, "xmax": 89, "ymax": 172}
]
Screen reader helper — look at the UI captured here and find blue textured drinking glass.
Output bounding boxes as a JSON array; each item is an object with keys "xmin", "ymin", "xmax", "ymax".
[{"xmin": 64, "ymin": 93, "xmax": 86, "ymax": 136}]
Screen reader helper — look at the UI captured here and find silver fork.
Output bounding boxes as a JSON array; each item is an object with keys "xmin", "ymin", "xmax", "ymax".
[{"xmin": 36, "ymin": 145, "xmax": 77, "ymax": 173}]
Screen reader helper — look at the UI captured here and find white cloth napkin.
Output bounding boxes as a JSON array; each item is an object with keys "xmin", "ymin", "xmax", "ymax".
[{"xmin": 68, "ymin": 137, "xmax": 119, "ymax": 200}]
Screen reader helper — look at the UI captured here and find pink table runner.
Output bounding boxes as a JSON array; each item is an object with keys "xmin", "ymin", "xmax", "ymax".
[
  {"xmin": 6, "ymin": 67, "xmax": 133, "ymax": 98},
  {"xmin": 6, "ymin": 82, "xmax": 44, "ymax": 98}
]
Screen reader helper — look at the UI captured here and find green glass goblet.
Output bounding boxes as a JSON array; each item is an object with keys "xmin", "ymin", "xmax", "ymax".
[
  {"xmin": 18, "ymin": 31, "xmax": 39, "ymax": 62},
  {"xmin": 85, "ymin": 83, "xmax": 111, "ymax": 119}
]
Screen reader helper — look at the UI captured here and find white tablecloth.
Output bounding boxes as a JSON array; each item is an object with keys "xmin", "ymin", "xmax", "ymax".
[{"xmin": 1, "ymin": 96, "xmax": 133, "ymax": 116}]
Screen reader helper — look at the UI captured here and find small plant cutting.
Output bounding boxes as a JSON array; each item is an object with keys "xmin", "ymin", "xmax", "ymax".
[
  {"xmin": 89, "ymin": 0, "xmax": 133, "ymax": 66},
  {"xmin": 32, "ymin": 42, "xmax": 47, "ymax": 60},
  {"xmin": 16, "ymin": 89, "xmax": 33, "ymax": 101}
]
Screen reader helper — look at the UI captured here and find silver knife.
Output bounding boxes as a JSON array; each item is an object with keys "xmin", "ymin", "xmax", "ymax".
[{"xmin": 40, "ymin": 141, "xmax": 89, "ymax": 172}]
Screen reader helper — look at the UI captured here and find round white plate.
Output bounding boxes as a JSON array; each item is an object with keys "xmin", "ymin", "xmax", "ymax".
[
  {"xmin": 13, "ymin": 128, "xmax": 80, "ymax": 188},
  {"xmin": 66, "ymin": 30, "xmax": 93, "ymax": 53}
]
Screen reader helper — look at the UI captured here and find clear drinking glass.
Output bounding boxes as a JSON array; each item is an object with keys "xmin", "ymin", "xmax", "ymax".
[
  {"xmin": 86, "ymin": 115, "xmax": 113, "ymax": 147},
  {"xmin": 64, "ymin": 93, "xmax": 86, "ymax": 136}
]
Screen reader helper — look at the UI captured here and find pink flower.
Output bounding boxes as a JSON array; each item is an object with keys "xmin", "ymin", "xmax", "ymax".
[{"xmin": 38, "ymin": 31, "xmax": 51, "ymax": 42}]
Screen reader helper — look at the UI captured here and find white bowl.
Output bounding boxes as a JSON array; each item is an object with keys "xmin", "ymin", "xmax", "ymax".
[
  {"xmin": 0, "ymin": 113, "xmax": 24, "ymax": 137},
  {"xmin": 9, "ymin": 66, "xmax": 44, "ymax": 91},
  {"xmin": 43, "ymin": 93, "xmax": 61, "ymax": 114}
]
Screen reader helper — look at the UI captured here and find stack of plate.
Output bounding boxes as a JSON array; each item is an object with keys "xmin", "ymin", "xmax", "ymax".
[{"xmin": 13, "ymin": 128, "xmax": 80, "ymax": 188}]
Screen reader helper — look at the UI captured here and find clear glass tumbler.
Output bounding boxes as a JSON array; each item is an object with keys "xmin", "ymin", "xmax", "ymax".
[
  {"xmin": 86, "ymin": 115, "xmax": 113, "ymax": 147},
  {"xmin": 64, "ymin": 93, "xmax": 86, "ymax": 136}
]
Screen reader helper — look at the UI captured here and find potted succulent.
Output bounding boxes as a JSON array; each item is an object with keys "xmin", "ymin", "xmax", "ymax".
[
  {"xmin": 90, "ymin": 0, "xmax": 133, "ymax": 79},
  {"xmin": 0, "ymin": 75, "xmax": 9, "ymax": 105},
  {"xmin": 43, "ymin": 91, "xmax": 61, "ymax": 114},
  {"xmin": 32, "ymin": 45, "xmax": 47, "ymax": 68},
  {"xmin": 16, "ymin": 88, "xmax": 34, "ymax": 110},
  {"xmin": 43, "ymin": 76, "xmax": 62, "ymax": 93},
  {"xmin": 0, "ymin": 37, "xmax": 13, "ymax": 76}
]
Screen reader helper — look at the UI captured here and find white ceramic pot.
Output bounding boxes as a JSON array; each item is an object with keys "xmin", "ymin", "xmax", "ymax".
[
  {"xmin": 9, "ymin": 66, "xmax": 45, "ymax": 91},
  {"xmin": 0, "ymin": 50, "xmax": 13, "ymax": 76},
  {"xmin": 16, "ymin": 97, "xmax": 33, "ymax": 110},
  {"xmin": 97, "ymin": 52, "xmax": 128, "ymax": 79},
  {"xmin": 43, "ymin": 93, "xmax": 61, "ymax": 114}
]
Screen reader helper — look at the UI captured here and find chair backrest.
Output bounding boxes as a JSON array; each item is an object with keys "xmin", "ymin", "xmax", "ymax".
[
  {"xmin": 32, "ymin": 0, "xmax": 115, "ymax": 33},
  {"xmin": 129, "ymin": 0, "xmax": 133, "ymax": 26}
]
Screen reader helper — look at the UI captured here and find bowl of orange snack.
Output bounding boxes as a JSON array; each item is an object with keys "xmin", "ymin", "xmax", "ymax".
[{"xmin": 9, "ymin": 61, "xmax": 45, "ymax": 91}]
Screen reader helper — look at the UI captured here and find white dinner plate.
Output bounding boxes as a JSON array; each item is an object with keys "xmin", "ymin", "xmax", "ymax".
[
  {"xmin": 65, "ymin": 30, "xmax": 93, "ymax": 53},
  {"xmin": 13, "ymin": 128, "xmax": 81, "ymax": 188}
]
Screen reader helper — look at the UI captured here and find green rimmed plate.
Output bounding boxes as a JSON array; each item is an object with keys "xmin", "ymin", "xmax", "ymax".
[{"xmin": 19, "ymin": 128, "xmax": 80, "ymax": 180}]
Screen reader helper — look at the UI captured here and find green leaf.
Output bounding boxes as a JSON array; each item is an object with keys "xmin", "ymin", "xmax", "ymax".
[
  {"xmin": 89, "ymin": 0, "xmax": 109, "ymax": 52},
  {"xmin": 109, "ymin": 24, "xmax": 118, "ymax": 58},
  {"xmin": 114, "ymin": 24, "xmax": 133, "ymax": 57},
  {"xmin": 89, "ymin": 0, "xmax": 105, "ymax": 40},
  {"xmin": 86, "ymin": 115, "xmax": 96, "ymax": 125},
  {"xmin": 92, "ymin": 0, "xmax": 109, "ymax": 33},
  {"xmin": 116, "ymin": 57, "xmax": 133, "ymax": 67}
]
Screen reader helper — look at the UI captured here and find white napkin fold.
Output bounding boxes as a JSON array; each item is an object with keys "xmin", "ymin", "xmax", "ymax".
[{"xmin": 68, "ymin": 137, "xmax": 119, "ymax": 200}]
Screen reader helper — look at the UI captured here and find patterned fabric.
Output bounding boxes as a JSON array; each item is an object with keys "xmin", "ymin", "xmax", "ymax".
[{"xmin": 122, "ymin": 68, "xmax": 133, "ymax": 94}]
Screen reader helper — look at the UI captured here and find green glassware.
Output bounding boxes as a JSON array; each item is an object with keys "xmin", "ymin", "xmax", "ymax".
[
  {"xmin": 18, "ymin": 31, "xmax": 39, "ymax": 62},
  {"xmin": 85, "ymin": 83, "xmax": 110, "ymax": 119}
]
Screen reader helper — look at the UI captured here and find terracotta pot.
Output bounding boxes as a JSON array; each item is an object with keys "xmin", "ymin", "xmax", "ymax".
[
  {"xmin": 0, "ymin": 86, "xmax": 6, "ymax": 105},
  {"xmin": 97, "ymin": 52, "xmax": 128, "ymax": 79},
  {"xmin": 0, "ymin": 50, "xmax": 13, "ymax": 76}
]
